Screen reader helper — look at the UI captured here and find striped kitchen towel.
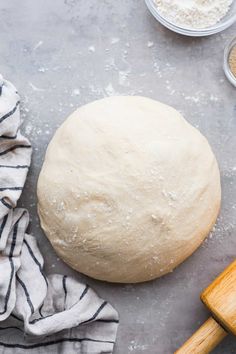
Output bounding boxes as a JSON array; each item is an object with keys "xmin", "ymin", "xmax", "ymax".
[{"xmin": 0, "ymin": 75, "xmax": 119, "ymax": 354}]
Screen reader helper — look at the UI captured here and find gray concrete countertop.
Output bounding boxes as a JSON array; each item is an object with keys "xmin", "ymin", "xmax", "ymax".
[{"xmin": 0, "ymin": 1, "xmax": 236, "ymax": 353}]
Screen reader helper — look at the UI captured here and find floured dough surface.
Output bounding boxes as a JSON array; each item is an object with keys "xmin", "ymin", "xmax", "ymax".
[{"xmin": 37, "ymin": 96, "xmax": 221, "ymax": 283}]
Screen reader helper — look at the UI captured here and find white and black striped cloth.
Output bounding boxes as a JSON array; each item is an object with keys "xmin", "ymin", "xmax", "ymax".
[{"xmin": 0, "ymin": 75, "xmax": 119, "ymax": 353}]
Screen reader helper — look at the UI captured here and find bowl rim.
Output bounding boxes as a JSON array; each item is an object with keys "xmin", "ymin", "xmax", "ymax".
[
  {"xmin": 223, "ymin": 37, "xmax": 236, "ymax": 87},
  {"xmin": 145, "ymin": 0, "xmax": 236, "ymax": 37}
]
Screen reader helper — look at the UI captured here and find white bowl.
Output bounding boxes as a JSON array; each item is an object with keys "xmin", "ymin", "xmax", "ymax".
[{"xmin": 145, "ymin": 0, "xmax": 236, "ymax": 37}]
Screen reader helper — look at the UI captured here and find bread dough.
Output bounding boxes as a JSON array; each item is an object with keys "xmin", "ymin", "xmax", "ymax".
[{"xmin": 37, "ymin": 96, "xmax": 221, "ymax": 283}]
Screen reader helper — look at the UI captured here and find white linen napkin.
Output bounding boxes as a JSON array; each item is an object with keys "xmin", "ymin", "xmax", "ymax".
[{"xmin": 0, "ymin": 75, "xmax": 119, "ymax": 354}]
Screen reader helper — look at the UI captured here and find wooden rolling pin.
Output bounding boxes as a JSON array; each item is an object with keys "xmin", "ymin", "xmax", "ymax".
[{"xmin": 175, "ymin": 259, "xmax": 236, "ymax": 354}]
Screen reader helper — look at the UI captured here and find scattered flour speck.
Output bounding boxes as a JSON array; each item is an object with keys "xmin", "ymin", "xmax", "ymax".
[
  {"xmin": 25, "ymin": 124, "xmax": 33, "ymax": 135},
  {"xmin": 119, "ymin": 70, "xmax": 130, "ymax": 87},
  {"xmin": 29, "ymin": 82, "xmax": 45, "ymax": 92},
  {"xmin": 184, "ymin": 95, "xmax": 200, "ymax": 103},
  {"xmin": 38, "ymin": 67, "xmax": 48, "ymax": 73},
  {"xmin": 147, "ymin": 41, "xmax": 154, "ymax": 48},
  {"xmin": 33, "ymin": 40, "xmax": 43, "ymax": 51},
  {"xmin": 128, "ymin": 341, "xmax": 149, "ymax": 352},
  {"xmin": 105, "ymin": 83, "xmax": 116, "ymax": 96},
  {"xmin": 210, "ymin": 94, "xmax": 219, "ymax": 102},
  {"xmin": 111, "ymin": 37, "xmax": 120, "ymax": 44},
  {"xmin": 88, "ymin": 46, "xmax": 95, "ymax": 52},
  {"xmin": 72, "ymin": 88, "xmax": 80, "ymax": 96}
]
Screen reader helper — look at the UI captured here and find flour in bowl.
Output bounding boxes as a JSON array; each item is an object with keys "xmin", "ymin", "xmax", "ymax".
[{"xmin": 155, "ymin": 0, "xmax": 233, "ymax": 29}]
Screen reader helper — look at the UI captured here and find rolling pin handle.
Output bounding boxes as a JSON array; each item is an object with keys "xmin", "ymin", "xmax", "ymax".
[{"xmin": 175, "ymin": 317, "xmax": 227, "ymax": 354}]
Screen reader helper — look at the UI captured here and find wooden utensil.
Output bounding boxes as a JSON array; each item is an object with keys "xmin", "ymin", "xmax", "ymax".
[{"xmin": 175, "ymin": 259, "xmax": 236, "ymax": 354}]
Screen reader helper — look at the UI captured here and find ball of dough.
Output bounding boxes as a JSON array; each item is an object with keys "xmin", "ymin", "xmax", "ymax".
[{"xmin": 37, "ymin": 96, "xmax": 221, "ymax": 283}]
